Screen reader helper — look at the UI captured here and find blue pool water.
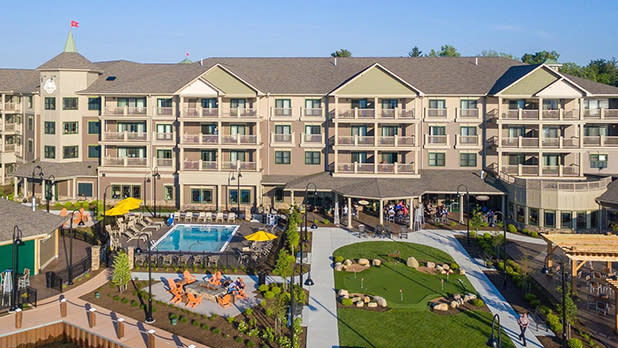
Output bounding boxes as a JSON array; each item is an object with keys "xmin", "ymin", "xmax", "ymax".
[{"xmin": 152, "ymin": 224, "xmax": 239, "ymax": 252}]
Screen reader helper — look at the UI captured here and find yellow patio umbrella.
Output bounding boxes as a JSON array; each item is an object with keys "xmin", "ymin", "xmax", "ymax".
[
  {"xmin": 104, "ymin": 205, "xmax": 131, "ymax": 216},
  {"xmin": 115, "ymin": 197, "xmax": 142, "ymax": 211},
  {"xmin": 244, "ymin": 230, "xmax": 278, "ymax": 242}
]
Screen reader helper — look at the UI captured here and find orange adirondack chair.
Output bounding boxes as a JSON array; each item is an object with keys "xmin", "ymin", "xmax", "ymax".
[
  {"xmin": 208, "ymin": 271, "xmax": 222, "ymax": 287},
  {"xmin": 167, "ymin": 278, "xmax": 184, "ymax": 304},
  {"xmin": 216, "ymin": 294, "xmax": 232, "ymax": 308},
  {"xmin": 185, "ymin": 292, "xmax": 203, "ymax": 308},
  {"xmin": 182, "ymin": 270, "xmax": 197, "ymax": 285},
  {"xmin": 234, "ymin": 288, "xmax": 247, "ymax": 300}
]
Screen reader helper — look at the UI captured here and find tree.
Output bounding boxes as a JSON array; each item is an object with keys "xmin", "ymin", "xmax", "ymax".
[
  {"xmin": 331, "ymin": 49, "xmax": 352, "ymax": 57},
  {"xmin": 480, "ymin": 50, "xmax": 517, "ymax": 61},
  {"xmin": 521, "ymin": 50, "xmax": 560, "ymax": 64},
  {"xmin": 273, "ymin": 249, "xmax": 295, "ymax": 287},
  {"xmin": 438, "ymin": 45, "xmax": 460, "ymax": 57},
  {"xmin": 408, "ymin": 46, "xmax": 422, "ymax": 57},
  {"xmin": 112, "ymin": 251, "xmax": 131, "ymax": 292},
  {"xmin": 556, "ymin": 284, "xmax": 578, "ymax": 324},
  {"xmin": 427, "ymin": 49, "xmax": 438, "ymax": 57}
]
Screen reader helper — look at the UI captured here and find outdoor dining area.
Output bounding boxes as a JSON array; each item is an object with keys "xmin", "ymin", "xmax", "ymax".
[{"xmin": 166, "ymin": 270, "xmax": 248, "ymax": 309}]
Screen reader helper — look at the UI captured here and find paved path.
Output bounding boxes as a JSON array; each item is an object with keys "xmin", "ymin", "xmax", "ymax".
[{"xmin": 305, "ymin": 227, "xmax": 548, "ymax": 348}]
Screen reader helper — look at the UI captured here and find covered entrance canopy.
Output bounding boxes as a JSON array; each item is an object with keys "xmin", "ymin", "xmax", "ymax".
[
  {"xmin": 541, "ymin": 233, "xmax": 618, "ymax": 332},
  {"xmin": 283, "ymin": 170, "xmax": 505, "ymax": 228}
]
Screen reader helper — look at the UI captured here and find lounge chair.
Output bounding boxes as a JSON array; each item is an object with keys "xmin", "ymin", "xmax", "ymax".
[
  {"xmin": 215, "ymin": 212, "xmax": 224, "ymax": 222},
  {"xmin": 186, "ymin": 292, "xmax": 203, "ymax": 308},
  {"xmin": 216, "ymin": 294, "xmax": 232, "ymax": 308},
  {"xmin": 208, "ymin": 271, "xmax": 222, "ymax": 286},
  {"xmin": 204, "ymin": 212, "xmax": 213, "ymax": 222},
  {"xmin": 184, "ymin": 212, "xmax": 194, "ymax": 222},
  {"xmin": 227, "ymin": 212, "xmax": 236, "ymax": 223},
  {"xmin": 173, "ymin": 212, "xmax": 182, "ymax": 221},
  {"xmin": 233, "ymin": 288, "xmax": 247, "ymax": 300},
  {"xmin": 167, "ymin": 278, "xmax": 184, "ymax": 304},
  {"xmin": 135, "ymin": 216, "xmax": 160, "ymax": 231},
  {"xmin": 142, "ymin": 215, "xmax": 164, "ymax": 227},
  {"xmin": 197, "ymin": 212, "xmax": 206, "ymax": 222}
]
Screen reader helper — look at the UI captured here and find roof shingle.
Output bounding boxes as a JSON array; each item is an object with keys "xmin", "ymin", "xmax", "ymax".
[{"xmin": 0, "ymin": 200, "xmax": 67, "ymax": 241}]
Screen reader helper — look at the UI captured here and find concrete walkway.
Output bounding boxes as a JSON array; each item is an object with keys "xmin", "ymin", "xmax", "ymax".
[{"xmin": 305, "ymin": 227, "xmax": 547, "ymax": 348}]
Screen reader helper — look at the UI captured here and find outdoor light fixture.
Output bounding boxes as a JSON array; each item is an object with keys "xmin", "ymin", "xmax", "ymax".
[
  {"xmin": 10, "ymin": 225, "xmax": 23, "ymax": 312},
  {"xmin": 486, "ymin": 313, "xmax": 501, "ymax": 348},
  {"xmin": 31, "ymin": 165, "xmax": 43, "ymax": 212},
  {"xmin": 45, "ymin": 174, "xmax": 55, "ymax": 213},
  {"xmin": 67, "ymin": 209, "xmax": 80, "ymax": 285},
  {"xmin": 457, "ymin": 184, "xmax": 470, "ymax": 245},
  {"xmin": 152, "ymin": 167, "xmax": 161, "ymax": 218},
  {"xmin": 139, "ymin": 232, "xmax": 155, "ymax": 324}
]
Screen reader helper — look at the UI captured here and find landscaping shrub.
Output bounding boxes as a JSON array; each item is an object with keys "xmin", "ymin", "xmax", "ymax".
[
  {"xmin": 472, "ymin": 298, "xmax": 484, "ymax": 307},
  {"xmin": 538, "ymin": 305, "xmax": 551, "ymax": 316},
  {"xmin": 567, "ymin": 338, "xmax": 583, "ymax": 348},
  {"xmin": 449, "ymin": 262, "xmax": 459, "ymax": 271},
  {"xmin": 191, "ymin": 319, "xmax": 200, "ymax": 326},
  {"xmin": 523, "ymin": 293, "xmax": 537, "ymax": 302},
  {"xmin": 530, "ymin": 299, "xmax": 541, "ymax": 308},
  {"xmin": 263, "ymin": 291, "xmax": 275, "ymax": 299},
  {"xmin": 334, "ymin": 255, "xmax": 344, "ymax": 263},
  {"xmin": 238, "ymin": 321, "xmax": 248, "ymax": 333},
  {"xmin": 235, "ymin": 336, "xmax": 244, "ymax": 343},
  {"xmin": 507, "ymin": 224, "xmax": 517, "ymax": 233},
  {"xmin": 546, "ymin": 313, "xmax": 562, "ymax": 333},
  {"xmin": 270, "ymin": 286, "xmax": 281, "ymax": 295},
  {"xmin": 449, "ymin": 222, "xmax": 456, "ymax": 227},
  {"xmin": 470, "ymin": 230, "xmax": 477, "ymax": 238},
  {"xmin": 530, "ymin": 231, "xmax": 539, "ymax": 238},
  {"xmin": 179, "ymin": 316, "xmax": 188, "ymax": 323},
  {"xmin": 120, "ymin": 297, "xmax": 129, "ymax": 304},
  {"xmin": 482, "ymin": 232, "xmax": 492, "ymax": 240},
  {"xmin": 112, "ymin": 295, "xmax": 120, "ymax": 301},
  {"xmin": 258, "ymin": 284, "xmax": 269, "ymax": 293},
  {"xmin": 212, "ymin": 328, "xmax": 221, "ymax": 334},
  {"xmin": 341, "ymin": 298, "xmax": 354, "ymax": 306},
  {"xmin": 245, "ymin": 308, "xmax": 253, "ymax": 316},
  {"xmin": 522, "ymin": 228, "xmax": 530, "ymax": 235},
  {"xmin": 246, "ymin": 341, "xmax": 255, "ymax": 347},
  {"xmin": 201, "ymin": 323, "xmax": 209, "ymax": 330},
  {"xmin": 227, "ymin": 316, "xmax": 236, "ymax": 324}
]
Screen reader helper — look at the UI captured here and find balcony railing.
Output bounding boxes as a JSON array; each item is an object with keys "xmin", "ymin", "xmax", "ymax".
[
  {"xmin": 426, "ymin": 108, "xmax": 447, "ymax": 119},
  {"xmin": 156, "ymin": 107, "xmax": 173, "ymax": 116},
  {"xmin": 338, "ymin": 108, "xmax": 376, "ymax": 119},
  {"xmin": 377, "ymin": 135, "xmax": 415, "ymax": 147},
  {"xmin": 156, "ymin": 158, "xmax": 173, "ymax": 167},
  {"xmin": 103, "ymin": 131, "xmax": 148, "ymax": 141},
  {"xmin": 271, "ymin": 133, "xmax": 294, "ymax": 145},
  {"xmin": 272, "ymin": 108, "xmax": 293, "ymax": 117},
  {"xmin": 501, "ymin": 108, "xmax": 580, "ymax": 121},
  {"xmin": 456, "ymin": 135, "xmax": 479, "ymax": 147},
  {"xmin": 501, "ymin": 164, "xmax": 580, "ymax": 177},
  {"xmin": 425, "ymin": 134, "xmax": 449, "ymax": 146},
  {"xmin": 104, "ymin": 106, "xmax": 147, "ymax": 116},
  {"xmin": 583, "ymin": 108, "xmax": 618, "ymax": 119},
  {"xmin": 221, "ymin": 161, "xmax": 257, "ymax": 171},
  {"xmin": 336, "ymin": 162, "xmax": 415, "ymax": 175},
  {"xmin": 583, "ymin": 135, "xmax": 618, "ymax": 147},
  {"xmin": 103, "ymin": 157, "xmax": 147, "ymax": 167},
  {"xmin": 225, "ymin": 108, "xmax": 258, "ymax": 118},
  {"xmin": 183, "ymin": 107, "xmax": 218, "ymax": 118},
  {"xmin": 3, "ymin": 123, "xmax": 15, "ymax": 132},
  {"xmin": 183, "ymin": 160, "xmax": 218, "ymax": 171},
  {"xmin": 183, "ymin": 134, "xmax": 218, "ymax": 145},
  {"xmin": 302, "ymin": 108, "xmax": 323, "ymax": 117},
  {"xmin": 337, "ymin": 135, "xmax": 374, "ymax": 146},
  {"xmin": 4, "ymin": 144, "xmax": 15, "ymax": 152},
  {"xmin": 2, "ymin": 103, "xmax": 21, "ymax": 112},
  {"xmin": 220, "ymin": 135, "xmax": 258, "ymax": 145},
  {"xmin": 301, "ymin": 134, "xmax": 324, "ymax": 146},
  {"xmin": 334, "ymin": 108, "xmax": 415, "ymax": 120},
  {"xmin": 154, "ymin": 132, "xmax": 174, "ymax": 141},
  {"xmin": 458, "ymin": 108, "xmax": 479, "ymax": 119}
]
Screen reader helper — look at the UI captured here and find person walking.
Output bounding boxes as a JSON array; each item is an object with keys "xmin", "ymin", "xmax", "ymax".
[{"xmin": 517, "ymin": 312, "xmax": 530, "ymax": 346}]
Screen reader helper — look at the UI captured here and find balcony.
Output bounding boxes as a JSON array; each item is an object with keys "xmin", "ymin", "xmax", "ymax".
[
  {"xmin": 500, "ymin": 137, "xmax": 539, "ymax": 148},
  {"xmin": 2, "ymin": 103, "xmax": 21, "ymax": 113},
  {"xmin": 103, "ymin": 106, "xmax": 147, "ymax": 116},
  {"xmin": 301, "ymin": 108, "xmax": 323, "ymax": 119},
  {"xmin": 183, "ymin": 107, "xmax": 218, "ymax": 118},
  {"xmin": 153, "ymin": 132, "xmax": 174, "ymax": 142},
  {"xmin": 426, "ymin": 108, "xmax": 448, "ymax": 120},
  {"xmin": 377, "ymin": 135, "xmax": 415, "ymax": 147},
  {"xmin": 103, "ymin": 157, "xmax": 147, "ymax": 167},
  {"xmin": 456, "ymin": 108, "xmax": 480, "ymax": 121},
  {"xmin": 220, "ymin": 135, "xmax": 258, "ymax": 145},
  {"xmin": 334, "ymin": 108, "xmax": 415, "ymax": 120},
  {"xmin": 182, "ymin": 134, "xmax": 219, "ymax": 145},
  {"xmin": 300, "ymin": 134, "xmax": 325, "ymax": 147},
  {"xmin": 583, "ymin": 135, "xmax": 618, "ymax": 147},
  {"xmin": 183, "ymin": 160, "xmax": 217, "ymax": 171},
  {"xmin": 270, "ymin": 133, "xmax": 295, "ymax": 146},
  {"xmin": 583, "ymin": 108, "xmax": 618, "ymax": 120},
  {"xmin": 155, "ymin": 107, "xmax": 173, "ymax": 117},
  {"xmin": 156, "ymin": 158, "xmax": 174, "ymax": 167},
  {"xmin": 103, "ymin": 131, "xmax": 148, "ymax": 142},
  {"xmin": 2, "ymin": 123, "xmax": 16, "ymax": 132},
  {"xmin": 455, "ymin": 135, "xmax": 480, "ymax": 148},
  {"xmin": 222, "ymin": 108, "xmax": 258, "ymax": 119},
  {"xmin": 335, "ymin": 162, "xmax": 415, "ymax": 175},
  {"xmin": 501, "ymin": 109, "xmax": 580, "ymax": 121},
  {"xmin": 336, "ymin": 135, "xmax": 374, "ymax": 147},
  {"xmin": 221, "ymin": 161, "xmax": 257, "ymax": 171},
  {"xmin": 270, "ymin": 108, "xmax": 293, "ymax": 119},
  {"xmin": 424, "ymin": 134, "xmax": 449, "ymax": 148},
  {"xmin": 337, "ymin": 108, "xmax": 376, "ymax": 120},
  {"xmin": 3, "ymin": 144, "xmax": 15, "ymax": 152},
  {"xmin": 501, "ymin": 164, "xmax": 580, "ymax": 177}
]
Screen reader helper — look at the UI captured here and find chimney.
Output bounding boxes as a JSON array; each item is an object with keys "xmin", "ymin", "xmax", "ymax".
[
  {"xmin": 334, "ymin": 57, "xmax": 337, "ymax": 67},
  {"xmin": 475, "ymin": 57, "xmax": 478, "ymax": 66},
  {"xmin": 546, "ymin": 63, "xmax": 562, "ymax": 72},
  {"xmin": 200, "ymin": 59, "xmax": 203, "ymax": 66}
]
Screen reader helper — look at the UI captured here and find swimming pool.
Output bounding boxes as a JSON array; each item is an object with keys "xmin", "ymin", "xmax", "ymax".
[{"xmin": 152, "ymin": 224, "xmax": 239, "ymax": 253}]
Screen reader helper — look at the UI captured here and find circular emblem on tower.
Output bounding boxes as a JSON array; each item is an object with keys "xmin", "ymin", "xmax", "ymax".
[{"xmin": 43, "ymin": 78, "xmax": 56, "ymax": 94}]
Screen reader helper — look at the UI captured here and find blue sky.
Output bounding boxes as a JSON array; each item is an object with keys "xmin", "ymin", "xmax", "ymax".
[{"xmin": 2, "ymin": 0, "xmax": 616, "ymax": 68}]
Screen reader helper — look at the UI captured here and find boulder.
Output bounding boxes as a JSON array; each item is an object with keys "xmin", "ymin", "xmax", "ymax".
[
  {"xmin": 334, "ymin": 263, "xmax": 344, "ymax": 272},
  {"xmin": 450, "ymin": 301, "xmax": 459, "ymax": 309},
  {"xmin": 351, "ymin": 296, "xmax": 361, "ymax": 303},
  {"xmin": 436, "ymin": 265, "xmax": 443, "ymax": 272},
  {"xmin": 459, "ymin": 269, "xmax": 466, "ymax": 275},
  {"xmin": 464, "ymin": 294, "xmax": 477, "ymax": 303},
  {"xmin": 367, "ymin": 302, "xmax": 378, "ymax": 308},
  {"xmin": 442, "ymin": 264, "xmax": 450, "ymax": 271},
  {"xmin": 406, "ymin": 257, "xmax": 419, "ymax": 269},
  {"xmin": 372, "ymin": 259, "xmax": 382, "ymax": 267},
  {"xmin": 355, "ymin": 301, "xmax": 364, "ymax": 308},
  {"xmin": 453, "ymin": 294, "xmax": 461, "ymax": 301},
  {"xmin": 374, "ymin": 296, "xmax": 387, "ymax": 307},
  {"xmin": 433, "ymin": 303, "xmax": 449, "ymax": 311},
  {"xmin": 440, "ymin": 270, "xmax": 447, "ymax": 274},
  {"xmin": 448, "ymin": 269, "xmax": 454, "ymax": 274},
  {"xmin": 426, "ymin": 261, "xmax": 435, "ymax": 269},
  {"xmin": 338, "ymin": 289, "xmax": 349, "ymax": 297},
  {"xmin": 363, "ymin": 296, "xmax": 371, "ymax": 303},
  {"xmin": 358, "ymin": 258, "xmax": 370, "ymax": 266},
  {"xmin": 343, "ymin": 259, "xmax": 353, "ymax": 266}
]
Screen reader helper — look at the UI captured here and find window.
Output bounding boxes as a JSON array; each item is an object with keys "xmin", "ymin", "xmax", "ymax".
[
  {"xmin": 542, "ymin": 99, "xmax": 559, "ymax": 110},
  {"xmin": 305, "ymin": 99, "xmax": 321, "ymax": 112},
  {"xmin": 516, "ymin": 205, "xmax": 525, "ymax": 223},
  {"xmin": 88, "ymin": 121, "xmax": 100, "ymax": 135},
  {"xmin": 460, "ymin": 153, "xmax": 477, "ymax": 167},
  {"xmin": 27, "ymin": 139, "xmax": 32, "ymax": 153},
  {"xmin": 77, "ymin": 183, "xmax": 93, "ymax": 197},
  {"xmin": 111, "ymin": 184, "xmax": 141, "ymax": 199},
  {"xmin": 305, "ymin": 151, "xmax": 321, "ymax": 165},
  {"xmin": 191, "ymin": 188, "xmax": 213, "ymax": 203},
  {"xmin": 544, "ymin": 210, "xmax": 555, "ymax": 228},
  {"xmin": 576, "ymin": 212, "xmax": 587, "ymax": 230},
  {"xmin": 429, "ymin": 126, "xmax": 446, "ymax": 135},
  {"xmin": 229, "ymin": 189, "xmax": 251, "ymax": 204},
  {"xmin": 351, "ymin": 125, "xmax": 367, "ymax": 136},
  {"xmin": 117, "ymin": 147, "xmax": 146, "ymax": 158},
  {"xmin": 460, "ymin": 126, "xmax": 477, "ymax": 136},
  {"xmin": 44, "ymin": 97, "xmax": 55, "ymax": 110},
  {"xmin": 158, "ymin": 98, "xmax": 173, "ymax": 108},
  {"xmin": 351, "ymin": 99, "xmax": 371, "ymax": 109},
  {"xmin": 44, "ymin": 121, "xmax": 56, "ymax": 134},
  {"xmin": 275, "ymin": 151, "xmax": 291, "ymax": 164},
  {"xmin": 88, "ymin": 97, "xmax": 101, "ymax": 111},
  {"xmin": 88, "ymin": 145, "xmax": 100, "ymax": 159},
  {"xmin": 460, "ymin": 99, "xmax": 477, "ymax": 109},
  {"xmin": 382, "ymin": 99, "xmax": 398, "ymax": 109},
  {"xmin": 351, "ymin": 152, "xmax": 367, "ymax": 163},
  {"xmin": 428, "ymin": 99, "xmax": 446, "ymax": 109},
  {"xmin": 381, "ymin": 126, "xmax": 398, "ymax": 136},
  {"xmin": 163, "ymin": 185, "xmax": 174, "ymax": 201},
  {"xmin": 561, "ymin": 212, "xmax": 572, "ymax": 229},
  {"xmin": 157, "ymin": 149, "xmax": 173, "ymax": 159},
  {"xmin": 230, "ymin": 98, "xmax": 247, "ymax": 109},
  {"xmin": 63, "ymin": 97, "xmax": 78, "ymax": 110},
  {"xmin": 305, "ymin": 125, "xmax": 321, "ymax": 135},
  {"xmin": 63, "ymin": 122, "xmax": 78, "ymax": 134},
  {"xmin": 200, "ymin": 150, "xmax": 216, "ymax": 162},
  {"xmin": 230, "ymin": 151, "xmax": 246, "ymax": 162},
  {"xmin": 117, "ymin": 97, "xmax": 146, "ymax": 108},
  {"xmin": 44, "ymin": 146, "xmax": 55, "ymax": 159},
  {"xmin": 508, "ymin": 100, "xmax": 526, "ymax": 110},
  {"xmin": 27, "ymin": 116, "xmax": 33, "ymax": 131},
  {"xmin": 528, "ymin": 208, "xmax": 539, "ymax": 226},
  {"xmin": 27, "ymin": 96, "xmax": 33, "ymax": 108},
  {"xmin": 381, "ymin": 152, "xmax": 397, "ymax": 164},
  {"xmin": 274, "ymin": 99, "xmax": 291, "ymax": 116},
  {"xmin": 63, "ymin": 146, "xmax": 79, "ymax": 159},
  {"xmin": 590, "ymin": 154, "xmax": 608, "ymax": 169},
  {"xmin": 428, "ymin": 152, "xmax": 445, "ymax": 167},
  {"xmin": 584, "ymin": 99, "xmax": 609, "ymax": 110},
  {"xmin": 274, "ymin": 125, "xmax": 291, "ymax": 134},
  {"xmin": 274, "ymin": 188, "xmax": 284, "ymax": 202},
  {"xmin": 200, "ymin": 98, "xmax": 217, "ymax": 108}
]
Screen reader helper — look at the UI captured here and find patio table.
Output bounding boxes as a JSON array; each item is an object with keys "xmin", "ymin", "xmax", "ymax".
[{"xmin": 184, "ymin": 281, "xmax": 227, "ymax": 302}]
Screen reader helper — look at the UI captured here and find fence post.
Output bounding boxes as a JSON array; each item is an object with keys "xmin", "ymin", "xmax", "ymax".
[
  {"xmin": 15, "ymin": 308, "xmax": 22, "ymax": 328},
  {"xmin": 91, "ymin": 246, "xmax": 101, "ymax": 271},
  {"xmin": 117, "ymin": 318, "xmax": 125, "ymax": 339},
  {"xmin": 60, "ymin": 298, "xmax": 67, "ymax": 317},
  {"xmin": 147, "ymin": 329, "xmax": 156, "ymax": 348},
  {"xmin": 127, "ymin": 247, "xmax": 135, "ymax": 270},
  {"xmin": 88, "ymin": 308, "xmax": 96, "ymax": 328}
]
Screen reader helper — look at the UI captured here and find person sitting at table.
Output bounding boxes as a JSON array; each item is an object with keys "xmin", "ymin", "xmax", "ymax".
[
  {"xmin": 235, "ymin": 277, "xmax": 245, "ymax": 290},
  {"xmin": 227, "ymin": 281, "xmax": 239, "ymax": 294}
]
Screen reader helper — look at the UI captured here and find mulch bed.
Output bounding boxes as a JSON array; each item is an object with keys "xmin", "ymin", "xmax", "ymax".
[{"xmin": 81, "ymin": 280, "xmax": 305, "ymax": 348}]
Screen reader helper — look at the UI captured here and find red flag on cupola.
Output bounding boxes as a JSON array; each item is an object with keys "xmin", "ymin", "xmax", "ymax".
[{"xmin": 71, "ymin": 20, "xmax": 79, "ymax": 28}]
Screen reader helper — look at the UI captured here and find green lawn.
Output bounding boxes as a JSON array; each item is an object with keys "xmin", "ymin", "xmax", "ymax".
[{"xmin": 334, "ymin": 242, "xmax": 515, "ymax": 348}]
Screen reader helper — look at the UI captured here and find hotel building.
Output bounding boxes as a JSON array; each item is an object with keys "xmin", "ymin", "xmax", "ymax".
[{"xmin": 3, "ymin": 33, "xmax": 618, "ymax": 232}]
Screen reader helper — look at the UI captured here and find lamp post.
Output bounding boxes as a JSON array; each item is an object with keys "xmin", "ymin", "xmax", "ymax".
[
  {"xmin": 541, "ymin": 254, "xmax": 567, "ymax": 348},
  {"xmin": 231, "ymin": 170, "xmax": 242, "ymax": 214},
  {"xmin": 152, "ymin": 167, "xmax": 160, "ymax": 218},
  {"xmin": 493, "ymin": 210, "xmax": 508, "ymax": 289},
  {"xmin": 289, "ymin": 271, "xmax": 295, "ymax": 347},
  {"xmin": 67, "ymin": 209, "xmax": 80, "ymax": 285},
  {"xmin": 45, "ymin": 175, "xmax": 55, "ymax": 213},
  {"xmin": 457, "ymin": 184, "xmax": 470, "ymax": 245},
  {"xmin": 31, "ymin": 165, "xmax": 43, "ymax": 212},
  {"xmin": 143, "ymin": 174, "xmax": 150, "ymax": 215},
  {"xmin": 303, "ymin": 183, "xmax": 317, "ymax": 287},
  {"xmin": 10, "ymin": 225, "xmax": 23, "ymax": 312},
  {"xmin": 138, "ymin": 232, "xmax": 155, "ymax": 323},
  {"xmin": 487, "ymin": 313, "xmax": 501, "ymax": 348}
]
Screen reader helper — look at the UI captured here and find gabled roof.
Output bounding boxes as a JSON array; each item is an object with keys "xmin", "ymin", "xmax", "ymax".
[
  {"xmin": 37, "ymin": 51, "xmax": 96, "ymax": 71},
  {"xmin": 329, "ymin": 63, "xmax": 422, "ymax": 96},
  {"xmin": 14, "ymin": 161, "xmax": 98, "ymax": 180},
  {"xmin": 0, "ymin": 200, "xmax": 67, "ymax": 241},
  {"xmin": 0, "ymin": 69, "xmax": 39, "ymax": 93},
  {"xmin": 489, "ymin": 65, "xmax": 540, "ymax": 95}
]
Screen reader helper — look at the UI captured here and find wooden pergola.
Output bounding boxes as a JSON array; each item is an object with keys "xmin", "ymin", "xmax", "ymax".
[
  {"xmin": 604, "ymin": 279, "xmax": 618, "ymax": 333},
  {"xmin": 541, "ymin": 233, "xmax": 618, "ymax": 332}
]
